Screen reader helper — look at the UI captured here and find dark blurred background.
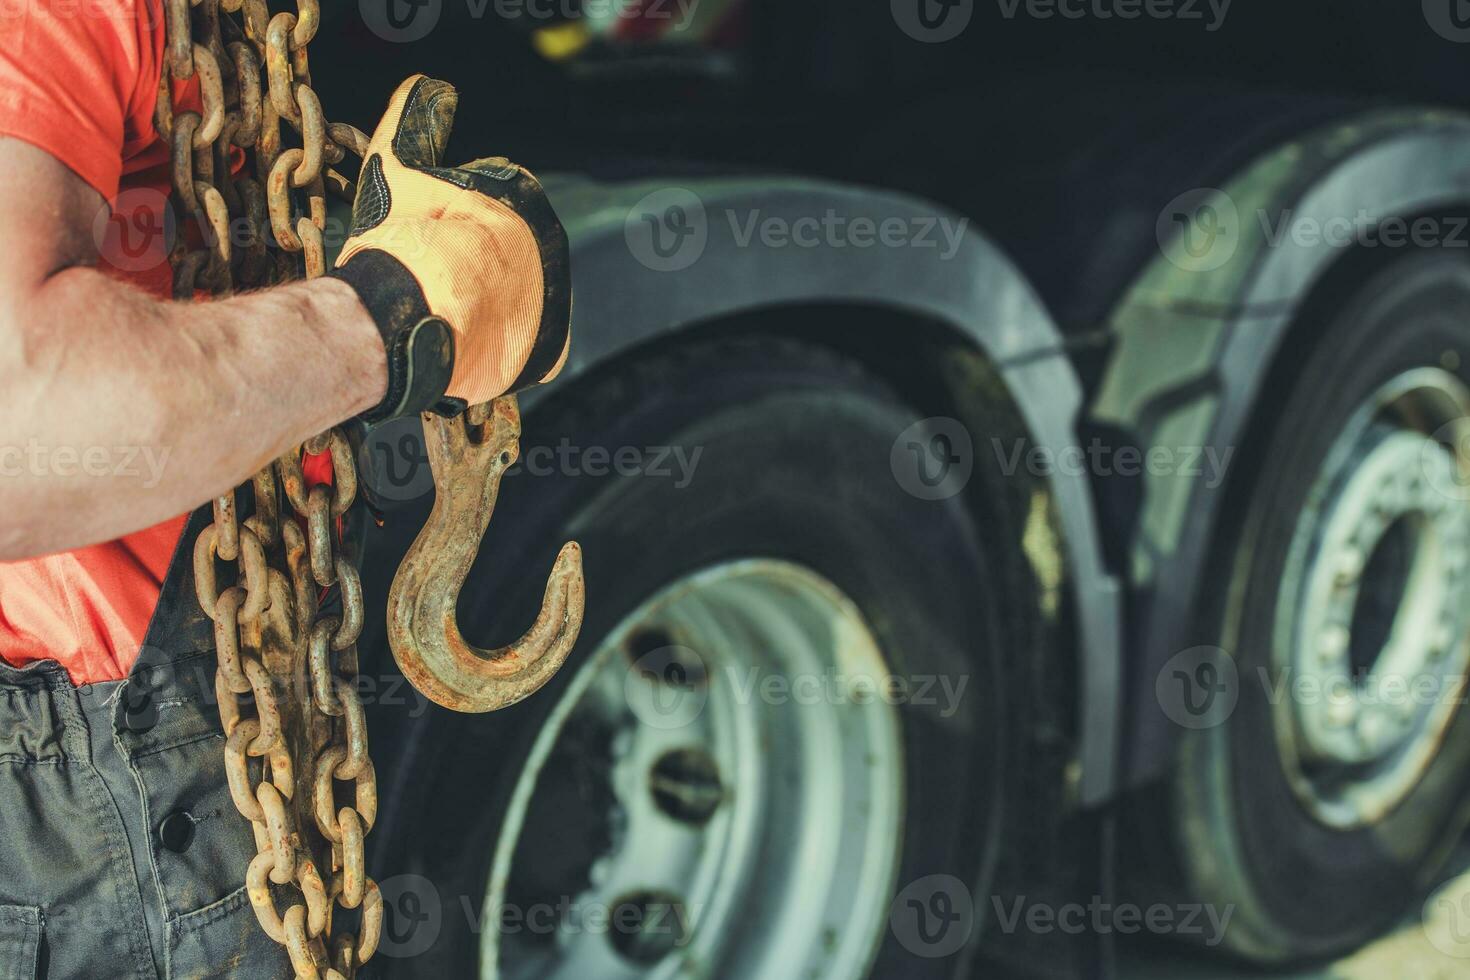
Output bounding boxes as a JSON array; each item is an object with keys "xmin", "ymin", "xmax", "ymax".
[{"xmin": 312, "ymin": 0, "xmax": 1468, "ymax": 177}]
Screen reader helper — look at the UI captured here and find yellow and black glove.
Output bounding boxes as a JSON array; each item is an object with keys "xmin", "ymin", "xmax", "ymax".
[{"xmin": 333, "ymin": 75, "xmax": 571, "ymax": 422}]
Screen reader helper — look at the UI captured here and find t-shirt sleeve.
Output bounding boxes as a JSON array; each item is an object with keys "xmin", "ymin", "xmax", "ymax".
[{"xmin": 0, "ymin": 0, "xmax": 151, "ymax": 201}]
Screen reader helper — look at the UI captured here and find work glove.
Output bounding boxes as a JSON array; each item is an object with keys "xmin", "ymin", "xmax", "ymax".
[{"xmin": 332, "ymin": 75, "xmax": 572, "ymax": 423}]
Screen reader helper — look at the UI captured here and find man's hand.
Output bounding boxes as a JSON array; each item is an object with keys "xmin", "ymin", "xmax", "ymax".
[
  {"xmin": 332, "ymin": 75, "xmax": 572, "ymax": 420},
  {"xmin": 0, "ymin": 75, "xmax": 574, "ymax": 561}
]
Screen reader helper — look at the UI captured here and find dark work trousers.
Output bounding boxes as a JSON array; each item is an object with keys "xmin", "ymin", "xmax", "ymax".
[{"xmin": 0, "ymin": 507, "xmax": 292, "ymax": 978}]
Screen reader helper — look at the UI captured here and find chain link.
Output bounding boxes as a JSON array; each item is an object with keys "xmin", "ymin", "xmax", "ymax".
[{"xmin": 163, "ymin": 1, "xmax": 380, "ymax": 975}]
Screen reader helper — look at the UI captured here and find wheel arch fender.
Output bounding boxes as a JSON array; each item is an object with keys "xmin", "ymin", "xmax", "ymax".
[
  {"xmin": 1094, "ymin": 109, "xmax": 1470, "ymax": 786},
  {"xmin": 533, "ymin": 175, "xmax": 1126, "ymax": 804}
]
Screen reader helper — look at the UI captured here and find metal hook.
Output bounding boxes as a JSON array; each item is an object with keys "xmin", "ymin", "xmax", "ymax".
[{"xmin": 387, "ymin": 395, "xmax": 585, "ymax": 712}]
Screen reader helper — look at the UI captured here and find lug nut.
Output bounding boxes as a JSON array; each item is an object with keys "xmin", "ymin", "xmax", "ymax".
[
  {"xmin": 1319, "ymin": 626, "xmax": 1350, "ymax": 664},
  {"xmin": 1356, "ymin": 711, "xmax": 1389, "ymax": 753},
  {"xmin": 1431, "ymin": 624, "xmax": 1456, "ymax": 660},
  {"xmin": 608, "ymin": 891, "xmax": 691, "ymax": 966},
  {"xmin": 1334, "ymin": 548, "xmax": 1365, "ymax": 585},
  {"xmin": 649, "ymin": 748, "xmax": 725, "ymax": 825},
  {"xmin": 1327, "ymin": 698, "xmax": 1358, "ymax": 728}
]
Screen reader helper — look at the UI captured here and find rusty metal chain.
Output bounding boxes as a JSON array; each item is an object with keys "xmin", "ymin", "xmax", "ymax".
[
  {"xmin": 162, "ymin": 1, "xmax": 378, "ymax": 976},
  {"xmin": 163, "ymin": 2, "xmax": 588, "ymax": 973},
  {"xmin": 158, "ymin": 0, "xmax": 360, "ymax": 297}
]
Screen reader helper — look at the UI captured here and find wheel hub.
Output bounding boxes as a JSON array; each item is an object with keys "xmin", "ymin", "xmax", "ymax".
[
  {"xmin": 484, "ymin": 561, "xmax": 905, "ymax": 979},
  {"xmin": 1277, "ymin": 368, "xmax": 1470, "ymax": 827}
]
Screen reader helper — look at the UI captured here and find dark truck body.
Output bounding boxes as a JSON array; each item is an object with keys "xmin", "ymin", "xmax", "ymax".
[
  {"xmin": 331, "ymin": 0, "xmax": 1470, "ymax": 802},
  {"xmin": 322, "ymin": 3, "xmax": 1470, "ymax": 974}
]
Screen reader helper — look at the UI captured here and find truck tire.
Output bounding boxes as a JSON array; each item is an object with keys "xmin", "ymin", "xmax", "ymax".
[
  {"xmin": 1165, "ymin": 249, "xmax": 1470, "ymax": 963},
  {"xmin": 368, "ymin": 335, "xmax": 1034, "ymax": 979}
]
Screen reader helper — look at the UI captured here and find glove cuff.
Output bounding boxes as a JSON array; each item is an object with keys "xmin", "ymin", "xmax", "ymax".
[{"xmin": 332, "ymin": 249, "xmax": 463, "ymax": 422}]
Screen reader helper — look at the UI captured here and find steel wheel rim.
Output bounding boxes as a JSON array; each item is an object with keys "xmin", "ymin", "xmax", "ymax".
[
  {"xmin": 1273, "ymin": 367, "xmax": 1470, "ymax": 828},
  {"xmin": 482, "ymin": 559, "xmax": 906, "ymax": 979}
]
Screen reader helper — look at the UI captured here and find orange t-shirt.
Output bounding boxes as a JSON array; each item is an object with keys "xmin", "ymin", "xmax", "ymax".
[{"xmin": 0, "ymin": 0, "xmax": 191, "ymax": 684}]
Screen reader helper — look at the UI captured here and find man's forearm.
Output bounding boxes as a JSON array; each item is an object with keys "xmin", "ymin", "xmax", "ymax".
[{"xmin": 0, "ymin": 269, "xmax": 385, "ymax": 560}]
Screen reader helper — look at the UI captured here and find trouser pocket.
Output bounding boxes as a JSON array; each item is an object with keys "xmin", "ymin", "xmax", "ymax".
[
  {"xmin": 0, "ymin": 905, "xmax": 42, "ymax": 980},
  {"xmin": 165, "ymin": 885, "xmax": 291, "ymax": 979}
]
